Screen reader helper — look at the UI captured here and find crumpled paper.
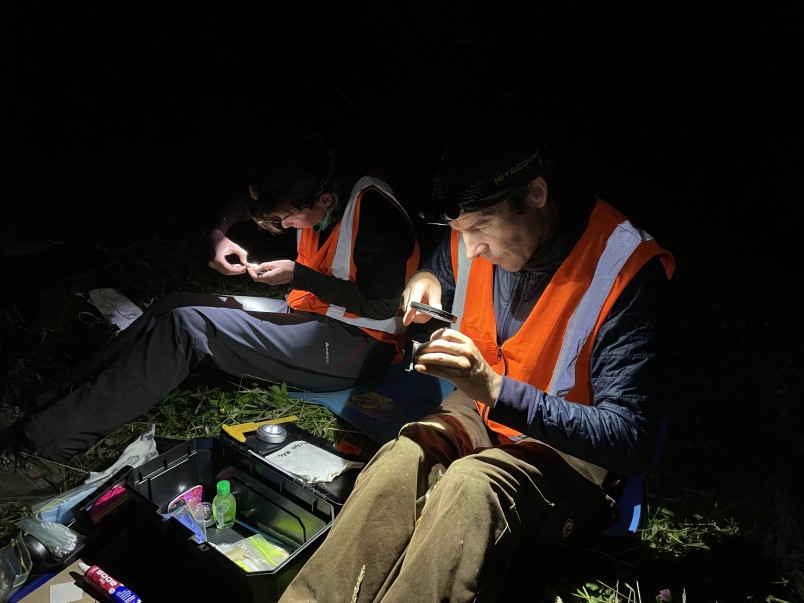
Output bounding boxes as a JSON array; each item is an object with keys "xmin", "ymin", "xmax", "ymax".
[
  {"xmin": 87, "ymin": 287, "xmax": 143, "ymax": 331},
  {"xmin": 85, "ymin": 424, "xmax": 158, "ymax": 485},
  {"xmin": 32, "ymin": 425, "xmax": 159, "ymax": 524},
  {"xmin": 263, "ymin": 441, "xmax": 363, "ymax": 483}
]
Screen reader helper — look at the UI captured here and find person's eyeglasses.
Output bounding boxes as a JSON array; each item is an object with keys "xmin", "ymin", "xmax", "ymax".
[{"xmin": 268, "ymin": 195, "xmax": 319, "ymax": 226}]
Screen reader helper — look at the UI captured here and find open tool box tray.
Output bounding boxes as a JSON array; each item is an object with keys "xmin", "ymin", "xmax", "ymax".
[{"xmin": 77, "ymin": 431, "xmax": 361, "ymax": 602}]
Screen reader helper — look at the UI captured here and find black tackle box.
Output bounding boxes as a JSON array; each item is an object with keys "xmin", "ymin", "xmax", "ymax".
[{"xmin": 67, "ymin": 424, "xmax": 361, "ymax": 602}]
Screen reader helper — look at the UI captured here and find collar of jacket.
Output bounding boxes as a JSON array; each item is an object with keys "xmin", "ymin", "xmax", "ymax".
[{"xmin": 520, "ymin": 193, "xmax": 595, "ymax": 275}]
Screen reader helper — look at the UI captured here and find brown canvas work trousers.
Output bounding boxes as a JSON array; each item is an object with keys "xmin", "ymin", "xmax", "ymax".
[{"xmin": 280, "ymin": 391, "xmax": 614, "ymax": 602}]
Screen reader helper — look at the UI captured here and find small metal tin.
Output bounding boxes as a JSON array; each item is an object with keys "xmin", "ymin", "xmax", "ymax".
[{"xmin": 256, "ymin": 423, "xmax": 288, "ymax": 444}]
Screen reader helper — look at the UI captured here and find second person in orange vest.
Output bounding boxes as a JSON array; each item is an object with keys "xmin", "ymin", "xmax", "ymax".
[{"xmin": 0, "ymin": 134, "xmax": 420, "ymax": 501}]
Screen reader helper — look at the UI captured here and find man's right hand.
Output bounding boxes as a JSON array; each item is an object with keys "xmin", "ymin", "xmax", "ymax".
[
  {"xmin": 401, "ymin": 271, "xmax": 443, "ymax": 326},
  {"xmin": 207, "ymin": 228, "xmax": 249, "ymax": 275}
]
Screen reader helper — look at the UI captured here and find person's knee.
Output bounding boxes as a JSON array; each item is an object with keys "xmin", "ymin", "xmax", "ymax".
[
  {"xmin": 350, "ymin": 435, "xmax": 429, "ymax": 505},
  {"xmin": 156, "ymin": 307, "xmax": 210, "ymax": 361},
  {"xmin": 435, "ymin": 456, "xmax": 499, "ymax": 505},
  {"xmin": 402, "ymin": 402, "xmax": 489, "ymax": 454},
  {"xmin": 360, "ymin": 435, "xmax": 422, "ymax": 478},
  {"xmin": 165, "ymin": 307, "xmax": 205, "ymax": 336}
]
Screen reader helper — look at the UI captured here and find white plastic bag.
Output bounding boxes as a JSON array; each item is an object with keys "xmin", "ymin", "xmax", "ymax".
[{"xmin": 263, "ymin": 441, "xmax": 363, "ymax": 483}]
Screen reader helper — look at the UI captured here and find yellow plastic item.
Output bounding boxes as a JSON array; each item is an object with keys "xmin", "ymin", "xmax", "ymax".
[{"xmin": 221, "ymin": 416, "xmax": 298, "ymax": 443}]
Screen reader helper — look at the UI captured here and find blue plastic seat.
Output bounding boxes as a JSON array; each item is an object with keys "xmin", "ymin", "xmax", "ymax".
[{"xmin": 602, "ymin": 416, "xmax": 669, "ymax": 536}]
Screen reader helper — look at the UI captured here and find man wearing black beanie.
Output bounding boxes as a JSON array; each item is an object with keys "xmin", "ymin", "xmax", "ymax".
[{"xmin": 282, "ymin": 93, "xmax": 676, "ymax": 602}]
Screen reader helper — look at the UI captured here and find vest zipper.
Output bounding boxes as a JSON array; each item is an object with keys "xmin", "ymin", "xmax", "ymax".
[{"xmin": 497, "ymin": 344, "xmax": 509, "ymax": 376}]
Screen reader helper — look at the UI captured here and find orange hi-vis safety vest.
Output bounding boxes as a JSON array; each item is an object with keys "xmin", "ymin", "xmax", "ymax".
[
  {"xmin": 449, "ymin": 199, "xmax": 675, "ymax": 441},
  {"xmin": 288, "ymin": 176, "xmax": 420, "ymax": 355}
]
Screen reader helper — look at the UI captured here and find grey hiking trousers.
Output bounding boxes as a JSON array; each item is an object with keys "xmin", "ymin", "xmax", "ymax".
[
  {"xmin": 24, "ymin": 293, "xmax": 395, "ymax": 462},
  {"xmin": 280, "ymin": 391, "xmax": 614, "ymax": 602}
]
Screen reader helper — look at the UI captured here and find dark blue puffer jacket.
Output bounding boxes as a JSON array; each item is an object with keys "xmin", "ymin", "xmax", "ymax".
[{"xmin": 422, "ymin": 205, "xmax": 671, "ymax": 477}]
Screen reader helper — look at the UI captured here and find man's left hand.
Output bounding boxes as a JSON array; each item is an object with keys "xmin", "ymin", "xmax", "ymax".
[{"xmin": 413, "ymin": 328, "xmax": 502, "ymax": 406}]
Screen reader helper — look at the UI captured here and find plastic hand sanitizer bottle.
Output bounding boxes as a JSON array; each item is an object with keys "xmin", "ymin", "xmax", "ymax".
[{"xmin": 212, "ymin": 479, "xmax": 236, "ymax": 529}]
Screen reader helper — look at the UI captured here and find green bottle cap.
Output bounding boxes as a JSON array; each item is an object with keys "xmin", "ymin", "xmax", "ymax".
[{"xmin": 216, "ymin": 480, "xmax": 231, "ymax": 496}]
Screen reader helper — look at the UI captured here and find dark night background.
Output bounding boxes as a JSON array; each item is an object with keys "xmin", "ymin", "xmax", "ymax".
[
  {"xmin": 2, "ymin": 2, "xmax": 800, "ymax": 248},
  {"xmin": 2, "ymin": 2, "xmax": 803, "ymax": 598}
]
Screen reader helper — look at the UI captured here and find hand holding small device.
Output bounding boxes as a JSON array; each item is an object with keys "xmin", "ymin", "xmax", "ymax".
[
  {"xmin": 249, "ymin": 259, "xmax": 295, "ymax": 285},
  {"xmin": 411, "ymin": 327, "xmax": 502, "ymax": 405},
  {"xmin": 404, "ymin": 302, "xmax": 457, "ymax": 372},
  {"xmin": 409, "ymin": 301, "xmax": 456, "ymax": 324},
  {"xmin": 401, "ymin": 271, "xmax": 445, "ymax": 326}
]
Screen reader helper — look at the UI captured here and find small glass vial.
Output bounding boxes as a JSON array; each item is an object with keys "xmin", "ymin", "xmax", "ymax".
[{"xmin": 212, "ymin": 479, "xmax": 236, "ymax": 529}]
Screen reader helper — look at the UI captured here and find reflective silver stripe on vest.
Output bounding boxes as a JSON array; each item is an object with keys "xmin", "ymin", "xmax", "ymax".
[
  {"xmin": 548, "ymin": 221, "xmax": 652, "ymax": 397},
  {"xmin": 325, "ymin": 176, "xmax": 409, "ymax": 335},
  {"xmin": 452, "ymin": 236, "xmax": 470, "ymax": 329},
  {"xmin": 325, "ymin": 305, "xmax": 405, "ymax": 334}
]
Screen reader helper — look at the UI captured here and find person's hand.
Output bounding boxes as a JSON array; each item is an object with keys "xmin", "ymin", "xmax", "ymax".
[
  {"xmin": 413, "ymin": 327, "xmax": 502, "ymax": 405},
  {"xmin": 208, "ymin": 229, "xmax": 249, "ymax": 275},
  {"xmin": 248, "ymin": 260, "xmax": 295, "ymax": 285},
  {"xmin": 401, "ymin": 271, "xmax": 443, "ymax": 326}
]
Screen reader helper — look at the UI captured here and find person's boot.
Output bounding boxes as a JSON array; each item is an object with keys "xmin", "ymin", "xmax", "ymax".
[
  {"xmin": 0, "ymin": 423, "xmax": 64, "ymax": 502},
  {"xmin": 0, "ymin": 402, "xmax": 24, "ymax": 432}
]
